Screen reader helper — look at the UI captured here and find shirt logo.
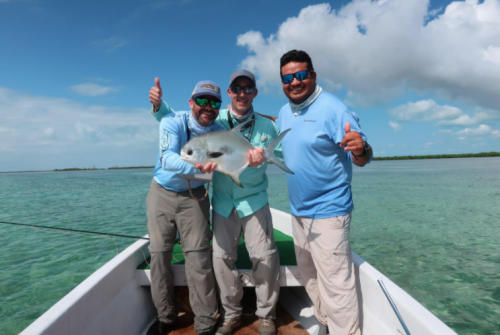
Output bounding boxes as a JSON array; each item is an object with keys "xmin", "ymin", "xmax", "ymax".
[
  {"xmin": 261, "ymin": 136, "xmax": 268, "ymax": 141},
  {"xmin": 303, "ymin": 120, "xmax": 317, "ymax": 122},
  {"xmin": 160, "ymin": 132, "xmax": 171, "ymax": 152}
]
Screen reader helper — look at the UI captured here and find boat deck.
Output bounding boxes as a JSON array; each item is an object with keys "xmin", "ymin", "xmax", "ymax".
[
  {"xmin": 141, "ymin": 230, "xmax": 307, "ymax": 333},
  {"xmin": 146, "ymin": 288, "xmax": 308, "ymax": 335}
]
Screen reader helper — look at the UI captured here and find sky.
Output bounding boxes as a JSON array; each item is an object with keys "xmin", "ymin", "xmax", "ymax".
[{"xmin": 1, "ymin": 0, "xmax": 499, "ymax": 172}]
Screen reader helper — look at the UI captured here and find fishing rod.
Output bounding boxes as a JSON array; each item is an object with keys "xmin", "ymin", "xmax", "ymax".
[{"xmin": 0, "ymin": 220, "xmax": 150, "ymax": 240}]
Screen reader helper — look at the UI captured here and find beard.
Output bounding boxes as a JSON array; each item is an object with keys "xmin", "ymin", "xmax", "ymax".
[{"xmin": 195, "ymin": 109, "xmax": 216, "ymax": 127}]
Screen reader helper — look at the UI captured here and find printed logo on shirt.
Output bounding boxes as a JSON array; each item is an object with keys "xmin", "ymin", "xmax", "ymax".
[
  {"xmin": 303, "ymin": 120, "xmax": 317, "ymax": 122},
  {"xmin": 261, "ymin": 136, "xmax": 268, "ymax": 141},
  {"xmin": 160, "ymin": 133, "xmax": 171, "ymax": 152}
]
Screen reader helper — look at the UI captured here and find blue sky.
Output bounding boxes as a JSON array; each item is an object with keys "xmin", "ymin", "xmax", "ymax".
[{"xmin": 1, "ymin": 0, "xmax": 499, "ymax": 172}]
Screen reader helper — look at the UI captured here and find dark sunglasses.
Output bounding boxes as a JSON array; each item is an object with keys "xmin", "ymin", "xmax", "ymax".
[
  {"xmin": 230, "ymin": 85, "xmax": 256, "ymax": 95},
  {"xmin": 281, "ymin": 70, "xmax": 312, "ymax": 84},
  {"xmin": 194, "ymin": 98, "xmax": 222, "ymax": 109}
]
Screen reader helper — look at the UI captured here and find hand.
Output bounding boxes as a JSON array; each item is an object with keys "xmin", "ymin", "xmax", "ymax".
[
  {"xmin": 195, "ymin": 162, "xmax": 217, "ymax": 174},
  {"xmin": 149, "ymin": 77, "xmax": 162, "ymax": 108},
  {"xmin": 340, "ymin": 122, "xmax": 364, "ymax": 156},
  {"xmin": 248, "ymin": 148, "xmax": 266, "ymax": 167}
]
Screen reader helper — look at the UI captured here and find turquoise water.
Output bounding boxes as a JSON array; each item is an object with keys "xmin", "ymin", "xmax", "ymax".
[{"xmin": 0, "ymin": 158, "xmax": 499, "ymax": 334}]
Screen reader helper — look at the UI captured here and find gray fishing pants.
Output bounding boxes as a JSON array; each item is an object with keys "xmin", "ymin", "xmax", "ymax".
[
  {"xmin": 292, "ymin": 213, "xmax": 361, "ymax": 335},
  {"xmin": 146, "ymin": 179, "xmax": 218, "ymax": 333},
  {"xmin": 212, "ymin": 204, "xmax": 280, "ymax": 320}
]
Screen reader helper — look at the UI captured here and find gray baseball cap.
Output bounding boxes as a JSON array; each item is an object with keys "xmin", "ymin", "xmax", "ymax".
[
  {"xmin": 229, "ymin": 69, "xmax": 256, "ymax": 87},
  {"xmin": 191, "ymin": 80, "xmax": 222, "ymax": 101}
]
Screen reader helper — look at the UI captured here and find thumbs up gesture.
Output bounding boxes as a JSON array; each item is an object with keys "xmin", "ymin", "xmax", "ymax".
[
  {"xmin": 340, "ymin": 122, "xmax": 364, "ymax": 156},
  {"xmin": 149, "ymin": 77, "xmax": 162, "ymax": 108}
]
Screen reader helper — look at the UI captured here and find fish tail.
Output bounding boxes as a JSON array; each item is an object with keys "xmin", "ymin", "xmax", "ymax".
[{"xmin": 264, "ymin": 129, "xmax": 294, "ymax": 174}]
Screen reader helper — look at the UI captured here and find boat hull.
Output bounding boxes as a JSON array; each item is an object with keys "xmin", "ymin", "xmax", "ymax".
[{"xmin": 21, "ymin": 208, "xmax": 456, "ymax": 335}]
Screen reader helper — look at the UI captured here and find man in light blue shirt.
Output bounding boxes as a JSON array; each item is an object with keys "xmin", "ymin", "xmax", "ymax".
[
  {"xmin": 276, "ymin": 50, "xmax": 372, "ymax": 335},
  {"xmin": 147, "ymin": 80, "xmax": 224, "ymax": 335}
]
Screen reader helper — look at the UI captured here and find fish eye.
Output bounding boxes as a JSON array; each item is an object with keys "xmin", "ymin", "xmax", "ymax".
[{"xmin": 187, "ymin": 149, "xmax": 193, "ymax": 155}]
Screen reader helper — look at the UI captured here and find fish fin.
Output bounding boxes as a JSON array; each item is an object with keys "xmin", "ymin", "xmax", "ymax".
[
  {"xmin": 264, "ymin": 128, "xmax": 294, "ymax": 174},
  {"xmin": 228, "ymin": 162, "xmax": 249, "ymax": 188},
  {"xmin": 230, "ymin": 173, "xmax": 244, "ymax": 188},
  {"xmin": 208, "ymin": 152, "xmax": 224, "ymax": 158},
  {"xmin": 231, "ymin": 118, "xmax": 256, "ymax": 141}
]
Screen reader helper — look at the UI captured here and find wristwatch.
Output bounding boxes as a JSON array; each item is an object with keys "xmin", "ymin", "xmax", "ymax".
[{"xmin": 358, "ymin": 140, "xmax": 370, "ymax": 158}]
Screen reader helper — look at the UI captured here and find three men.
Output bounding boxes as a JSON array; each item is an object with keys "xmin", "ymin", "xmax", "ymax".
[
  {"xmin": 276, "ymin": 50, "xmax": 372, "ymax": 335},
  {"xmin": 146, "ymin": 81, "xmax": 223, "ymax": 335},
  {"xmin": 149, "ymin": 70, "xmax": 281, "ymax": 335}
]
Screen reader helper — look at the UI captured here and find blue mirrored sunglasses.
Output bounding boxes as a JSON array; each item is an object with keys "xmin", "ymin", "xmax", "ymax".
[
  {"xmin": 281, "ymin": 70, "xmax": 311, "ymax": 84},
  {"xmin": 195, "ymin": 98, "xmax": 222, "ymax": 109}
]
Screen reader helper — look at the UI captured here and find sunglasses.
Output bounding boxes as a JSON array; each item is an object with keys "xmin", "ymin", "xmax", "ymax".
[
  {"xmin": 194, "ymin": 98, "xmax": 222, "ymax": 109},
  {"xmin": 281, "ymin": 70, "xmax": 312, "ymax": 84},
  {"xmin": 230, "ymin": 85, "xmax": 256, "ymax": 95}
]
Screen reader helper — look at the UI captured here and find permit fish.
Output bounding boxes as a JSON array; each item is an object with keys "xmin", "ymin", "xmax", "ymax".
[{"xmin": 180, "ymin": 119, "xmax": 293, "ymax": 187}]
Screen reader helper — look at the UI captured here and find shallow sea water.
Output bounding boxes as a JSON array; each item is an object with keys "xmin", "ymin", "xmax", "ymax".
[{"xmin": 0, "ymin": 157, "xmax": 499, "ymax": 334}]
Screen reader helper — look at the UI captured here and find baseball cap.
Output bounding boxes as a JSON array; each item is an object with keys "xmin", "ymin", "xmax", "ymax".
[
  {"xmin": 191, "ymin": 80, "xmax": 222, "ymax": 101},
  {"xmin": 229, "ymin": 69, "xmax": 256, "ymax": 87}
]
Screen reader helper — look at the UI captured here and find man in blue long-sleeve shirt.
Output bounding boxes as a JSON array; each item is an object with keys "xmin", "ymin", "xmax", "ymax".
[{"xmin": 146, "ymin": 80, "xmax": 224, "ymax": 335}]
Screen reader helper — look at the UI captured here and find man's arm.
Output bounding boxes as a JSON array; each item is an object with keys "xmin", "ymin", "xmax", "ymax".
[
  {"xmin": 328, "ymin": 110, "xmax": 373, "ymax": 167},
  {"xmin": 247, "ymin": 117, "xmax": 283, "ymax": 166},
  {"xmin": 340, "ymin": 122, "xmax": 373, "ymax": 167},
  {"xmin": 149, "ymin": 77, "xmax": 175, "ymax": 122},
  {"xmin": 340, "ymin": 122, "xmax": 372, "ymax": 166},
  {"xmin": 159, "ymin": 118, "xmax": 198, "ymax": 175}
]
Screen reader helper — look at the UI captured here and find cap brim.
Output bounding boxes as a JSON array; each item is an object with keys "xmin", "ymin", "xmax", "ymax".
[{"xmin": 192, "ymin": 91, "xmax": 222, "ymax": 101}]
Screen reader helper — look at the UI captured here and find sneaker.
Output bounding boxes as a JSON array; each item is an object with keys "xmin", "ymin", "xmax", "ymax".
[
  {"xmin": 259, "ymin": 318, "xmax": 276, "ymax": 335},
  {"xmin": 215, "ymin": 316, "xmax": 241, "ymax": 335},
  {"xmin": 147, "ymin": 320, "xmax": 173, "ymax": 335},
  {"xmin": 317, "ymin": 323, "xmax": 329, "ymax": 335}
]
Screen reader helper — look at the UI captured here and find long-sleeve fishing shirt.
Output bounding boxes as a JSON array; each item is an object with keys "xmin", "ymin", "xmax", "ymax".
[
  {"xmin": 153, "ymin": 111, "xmax": 224, "ymax": 192},
  {"xmin": 276, "ymin": 91, "xmax": 372, "ymax": 219},
  {"xmin": 153, "ymin": 101, "xmax": 281, "ymax": 218}
]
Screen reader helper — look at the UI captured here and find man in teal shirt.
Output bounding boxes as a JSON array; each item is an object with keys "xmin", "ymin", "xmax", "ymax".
[{"xmin": 149, "ymin": 70, "xmax": 280, "ymax": 335}]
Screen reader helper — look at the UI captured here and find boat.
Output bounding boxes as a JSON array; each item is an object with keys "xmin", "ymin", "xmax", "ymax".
[{"xmin": 20, "ymin": 208, "xmax": 457, "ymax": 335}]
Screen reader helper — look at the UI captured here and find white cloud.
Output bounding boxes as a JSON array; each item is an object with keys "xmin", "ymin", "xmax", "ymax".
[
  {"xmin": 70, "ymin": 83, "xmax": 118, "ymax": 97},
  {"xmin": 389, "ymin": 121, "xmax": 402, "ymax": 131},
  {"xmin": 457, "ymin": 124, "xmax": 492, "ymax": 136},
  {"xmin": 388, "ymin": 99, "xmax": 462, "ymax": 122},
  {"xmin": 237, "ymin": 0, "xmax": 500, "ymax": 110},
  {"xmin": 92, "ymin": 36, "xmax": 128, "ymax": 53},
  {"xmin": 0, "ymin": 87, "xmax": 159, "ymax": 171},
  {"xmin": 0, "ymin": 127, "xmax": 16, "ymax": 133},
  {"xmin": 389, "ymin": 99, "xmax": 500, "ymax": 126},
  {"xmin": 434, "ymin": 129, "xmax": 453, "ymax": 136}
]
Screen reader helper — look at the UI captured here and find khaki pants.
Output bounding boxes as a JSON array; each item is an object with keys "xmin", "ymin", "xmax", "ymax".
[
  {"xmin": 292, "ymin": 214, "xmax": 361, "ymax": 335},
  {"xmin": 212, "ymin": 204, "xmax": 280, "ymax": 320},
  {"xmin": 146, "ymin": 180, "xmax": 218, "ymax": 333}
]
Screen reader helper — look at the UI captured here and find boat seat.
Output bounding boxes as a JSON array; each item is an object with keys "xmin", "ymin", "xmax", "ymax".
[{"xmin": 136, "ymin": 229, "xmax": 302, "ymax": 287}]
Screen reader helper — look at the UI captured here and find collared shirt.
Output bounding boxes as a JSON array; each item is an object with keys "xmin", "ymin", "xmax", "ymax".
[
  {"xmin": 154, "ymin": 101, "xmax": 280, "ymax": 218},
  {"xmin": 276, "ymin": 91, "xmax": 372, "ymax": 218},
  {"xmin": 153, "ymin": 111, "xmax": 224, "ymax": 192}
]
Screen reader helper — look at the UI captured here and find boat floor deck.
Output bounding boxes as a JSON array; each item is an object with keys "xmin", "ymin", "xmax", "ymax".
[{"xmin": 146, "ymin": 288, "xmax": 308, "ymax": 335}]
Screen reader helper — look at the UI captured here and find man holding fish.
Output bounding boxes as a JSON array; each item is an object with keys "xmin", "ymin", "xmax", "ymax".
[
  {"xmin": 275, "ymin": 50, "xmax": 372, "ymax": 335},
  {"xmin": 146, "ymin": 81, "xmax": 225, "ymax": 335},
  {"xmin": 149, "ymin": 70, "xmax": 290, "ymax": 335}
]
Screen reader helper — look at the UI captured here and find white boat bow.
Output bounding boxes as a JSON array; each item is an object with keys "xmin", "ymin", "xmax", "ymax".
[{"xmin": 21, "ymin": 208, "xmax": 457, "ymax": 335}]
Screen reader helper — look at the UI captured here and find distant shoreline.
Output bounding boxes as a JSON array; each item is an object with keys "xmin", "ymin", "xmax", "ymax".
[
  {"xmin": 1, "ymin": 152, "xmax": 498, "ymax": 174},
  {"xmin": 372, "ymin": 151, "xmax": 499, "ymax": 161}
]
